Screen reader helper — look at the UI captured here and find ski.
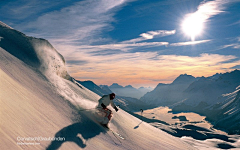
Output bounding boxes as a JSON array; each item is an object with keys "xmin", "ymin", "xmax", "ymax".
[
  {"xmin": 110, "ymin": 129, "xmax": 125, "ymax": 140},
  {"xmin": 101, "ymin": 124, "xmax": 125, "ymax": 140}
]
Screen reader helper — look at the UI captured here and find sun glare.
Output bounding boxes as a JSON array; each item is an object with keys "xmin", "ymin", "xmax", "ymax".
[{"xmin": 182, "ymin": 13, "xmax": 204, "ymax": 41}]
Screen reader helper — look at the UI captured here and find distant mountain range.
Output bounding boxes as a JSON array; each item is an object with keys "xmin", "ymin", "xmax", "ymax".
[
  {"xmin": 77, "ymin": 81, "xmax": 153, "ymax": 100},
  {"xmin": 141, "ymin": 70, "xmax": 240, "ymax": 107},
  {"xmin": 170, "ymin": 70, "xmax": 240, "ymax": 108},
  {"xmin": 76, "ymin": 80, "xmax": 149, "ymax": 111},
  {"xmin": 102, "ymin": 83, "xmax": 153, "ymax": 99},
  {"xmin": 140, "ymin": 70, "xmax": 240, "ymax": 134},
  {"xmin": 140, "ymin": 74, "xmax": 197, "ymax": 106}
]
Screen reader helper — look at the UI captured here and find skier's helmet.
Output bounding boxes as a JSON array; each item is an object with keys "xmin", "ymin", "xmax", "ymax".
[{"xmin": 110, "ymin": 93, "xmax": 115, "ymax": 100}]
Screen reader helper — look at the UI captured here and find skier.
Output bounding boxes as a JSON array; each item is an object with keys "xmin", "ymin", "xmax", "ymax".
[
  {"xmin": 140, "ymin": 109, "xmax": 143, "ymax": 116},
  {"xmin": 96, "ymin": 93, "xmax": 118, "ymax": 127}
]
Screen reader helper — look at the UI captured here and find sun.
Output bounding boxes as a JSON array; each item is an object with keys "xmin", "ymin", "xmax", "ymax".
[{"xmin": 182, "ymin": 13, "xmax": 204, "ymax": 41}]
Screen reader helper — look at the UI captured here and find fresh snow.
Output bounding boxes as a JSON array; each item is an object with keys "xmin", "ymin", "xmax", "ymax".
[{"xmin": 0, "ymin": 22, "xmax": 195, "ymax": 150}]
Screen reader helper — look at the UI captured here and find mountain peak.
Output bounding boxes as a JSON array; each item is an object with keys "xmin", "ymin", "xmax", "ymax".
[
  {"xmin": 156, "ymin": 83, "xmax": 168, "ymax": 88},
  {"xmin": 78, "ymin": 80, "xmax": 94, "ymax": 85},
  {"xmin": 172, "ymin": 74, "xmax": 196, "ymax": 85},
  {"xmin": 229, "ymin": 69, "xmax": 240, "ymax": 75},
  {"xmin": 109, "ymin": 83, "xmax": 124, "ymax": 88},
  {"xmin": 218, "ymin": 69, "xmax": 240, "ymax": 82},
  {"xmin": 0, "ymin": 22, "xmax": 71, "ymax": 80},
  {"xmin": 125, "ymin": 85, "xmax": 134, "ymax": 88},
  {"xmin": 208, "ymin": 73, "xmax": 222, "ymax": 80}
]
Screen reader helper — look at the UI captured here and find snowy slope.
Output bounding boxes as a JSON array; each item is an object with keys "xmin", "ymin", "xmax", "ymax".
[
  {"xmin": 0, "ymin": 22, "xmax": 195, "ymax": 150},
  {"xmin": 207, "ymin": 87, "xmax": 240, "ymax": 134}
]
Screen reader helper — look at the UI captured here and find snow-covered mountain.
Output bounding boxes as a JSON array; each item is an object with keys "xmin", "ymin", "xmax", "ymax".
[
  {"xmin": 140, "ymin": 71, "xmax": 240, "ymax": 109},
  {"xmin": 0, "ymin": 22, "xmax": 194, "ymax": 150},
  {"xmin": 0, "ymin": 21, "xmax": 71, "ymax": 81},
  {"xmin": 172, "ymin": 70, "xmax": 240, "ymax": 110},
  {"xmin": 140, "ymin": 74, "xmax": 197, "ymax": 106},
  {"xmin": 107, "ymin": 83, "xmax": 152, "ymax": 99},
  {"xmin": 140, "ymin": 69, "xmax": 240, "ymax": 134},
  {"xmin": 138, "ymin": 70, "xmax": 240, "ymax": 135},
  {"xmin": 207, "ymin": 87, "xmax": 240, "ymax": 134}
]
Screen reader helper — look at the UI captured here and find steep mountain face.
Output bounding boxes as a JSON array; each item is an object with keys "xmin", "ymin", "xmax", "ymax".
[
  {"xmin": 0, "ymin": 22, "xmax": 100, "ymax": 150},
  {"xmin": 0, "ymin": 22, "xmax": 71, "ymax": 80},
  {"xmin": 208, "ymin": 88, "xmax": 240, "ymax": 134},
  {"xmin": 140, "ymin": 74, "xmax": 197, "ymax": 106},
  {"xmin": 108, "ymin": 83, "xmax": 151, "ymax": 99},
  {"xmin": 140, "ymin": 70, "xmax": 240, "ymax": 109},
  {"xmin": 140, "ymin": 71, "xmax": 240, "ymax": 134},
  {"xmin": 173, "ymin": 70, "xmax": 240, "ymax": 110},
  {"xmin": 208, "ymin": 73, "xmax": 222, "ymax": 80},
  {"xmin": 167, "ymin": 71, "xmax": 240, "ymax": 134}
]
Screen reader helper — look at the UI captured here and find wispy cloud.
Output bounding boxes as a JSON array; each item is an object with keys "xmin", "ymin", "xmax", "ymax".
[
  {"xmin": 70, "ymin": 41, "xmax": 169, "ymax": 52},
  {"xmin": 221, "ymin": 43, "xmax": 240, "ymax": 49},
  {"xmin": 18, "ymin": 0, "xmax": 130, "ymax": 45},
  {"xmin": 0, "ymin": 0, "xmax": 69, "ymax": 21},
  {"xmin": 65, "ymin": 49, "xmax": 240, "ymax": 86},
  {"xmin": 170, "ymin": 39, "xmax": 211, "ymax": 46},
  {"xmin": 122, "ymin": 30, "xmax": 176, "ymax": 43},
  {"xmin": 187, "ymin": 0, "xmax": 235, "ymax": 24},
  {"xmin": 72, "ymin": 39, "xmax": 209, "ymax": 52},
  {"xmin": 219, "ymin": 37, "xmax": 240, "ymax": 49}
]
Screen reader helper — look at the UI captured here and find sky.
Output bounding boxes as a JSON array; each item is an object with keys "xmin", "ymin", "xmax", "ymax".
[{"xmin": 1, "ymin": 0, "xmax": 240, "ymax": 88}]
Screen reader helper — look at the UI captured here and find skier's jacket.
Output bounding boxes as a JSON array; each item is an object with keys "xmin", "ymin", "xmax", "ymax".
[{"xmin": 97, "ymin": 95, "xmax": 117, "ymax": 110}]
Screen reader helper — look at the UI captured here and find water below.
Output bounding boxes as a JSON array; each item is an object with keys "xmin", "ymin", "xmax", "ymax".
[{"xmin": 136, "ymin": 106, "xmax": 227, "ymax": 135}]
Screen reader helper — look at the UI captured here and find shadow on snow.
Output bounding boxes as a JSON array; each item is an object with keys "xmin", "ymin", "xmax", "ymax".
[{"xmin": 46, "ymin": 113, "xmax": 106, "ymax": 150}]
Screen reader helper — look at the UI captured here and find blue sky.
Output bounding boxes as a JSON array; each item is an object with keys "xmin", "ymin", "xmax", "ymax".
[{"xmin": 1, "ymin": 0, "xmax": 240, "ymax": 87}]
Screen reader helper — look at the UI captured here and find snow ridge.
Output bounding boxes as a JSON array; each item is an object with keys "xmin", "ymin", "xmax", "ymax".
[
  {"xmin": 0, "ymin": 21, "xmax": 13, "ymax": 29},
  {"xmin": 0, "ymin": 21, "xmax": 70, "ymax": 80}
]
